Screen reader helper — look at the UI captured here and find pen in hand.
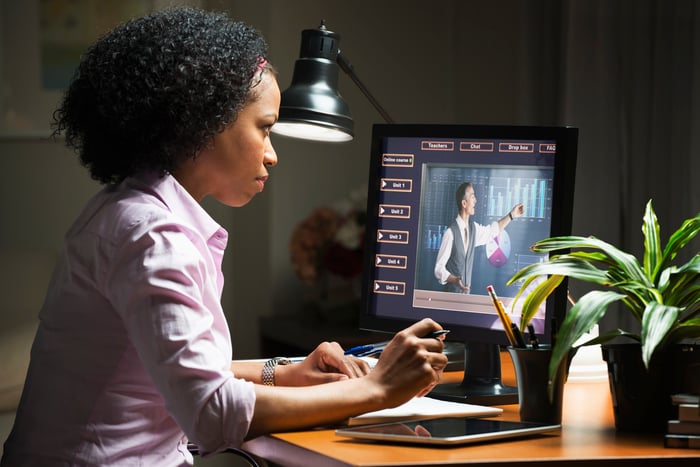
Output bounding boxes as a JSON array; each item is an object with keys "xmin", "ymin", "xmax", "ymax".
[
  {"xmin": 344, "ymin": 342, "xmax": 388, "ymax": 356},
  {"xmin": 344, "ymin": 330, "xmax": 450, "ymax": 357},
  {"xmin": 423, "ymin": 329, "xmax": 450, "ymax": 340}
]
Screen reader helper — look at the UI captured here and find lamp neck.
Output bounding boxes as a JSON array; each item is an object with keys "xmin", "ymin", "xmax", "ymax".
[{"xmin": 336, "ymin": 52, "xmax": 394, "ymax": 124}]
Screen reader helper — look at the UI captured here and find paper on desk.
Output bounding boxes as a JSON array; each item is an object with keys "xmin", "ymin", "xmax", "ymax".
[{"xmin": 348, "ymin": 396, "xmax": 502, "ymax": 426}]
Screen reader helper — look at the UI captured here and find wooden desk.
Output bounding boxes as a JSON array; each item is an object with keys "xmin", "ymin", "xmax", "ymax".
[{"xmin": 244, "ymin": 355, "xmax": 699, "ymax": 466}]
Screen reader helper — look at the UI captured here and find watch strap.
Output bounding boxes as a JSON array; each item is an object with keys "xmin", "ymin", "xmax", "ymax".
[{"xmin": 261, "ymin": 357, "xmax": 292, "ymax": 386}]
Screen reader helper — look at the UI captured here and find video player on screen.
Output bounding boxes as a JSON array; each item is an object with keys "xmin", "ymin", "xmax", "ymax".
[{"xmin": 434, "ymin": 181, "xmax": 523, "ymax": 294}]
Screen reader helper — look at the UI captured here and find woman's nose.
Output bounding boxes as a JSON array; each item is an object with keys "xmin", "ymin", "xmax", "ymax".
[{"xmin": 264, "ymin": 141, "xmax": 278, "ymax": 167}]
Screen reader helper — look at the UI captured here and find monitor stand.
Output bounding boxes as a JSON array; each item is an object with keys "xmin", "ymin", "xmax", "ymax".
[{"xmin": 427, "ymin": 341, "xmax": 519, "ymax": 406}]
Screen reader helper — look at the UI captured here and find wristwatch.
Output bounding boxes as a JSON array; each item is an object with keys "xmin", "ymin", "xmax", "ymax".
[{"xmin": 261, "ymin": 357, "xmax": 292, "ymax": 386}]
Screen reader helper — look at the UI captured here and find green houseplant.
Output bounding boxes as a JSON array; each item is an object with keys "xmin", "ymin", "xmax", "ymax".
[{"xmin": 507, "ymin": 200, "xmax": 700, "ymax": 430}]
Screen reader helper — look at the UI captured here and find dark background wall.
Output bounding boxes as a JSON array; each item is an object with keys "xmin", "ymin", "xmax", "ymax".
[{"xmin": 2, "ymin": 0, "xmax": 697, "ymax": 357}]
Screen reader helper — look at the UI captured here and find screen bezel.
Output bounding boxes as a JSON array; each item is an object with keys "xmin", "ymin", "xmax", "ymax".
[{"xmin": 358, "ymin": 124, "xmax": 578, "ymax": 346}]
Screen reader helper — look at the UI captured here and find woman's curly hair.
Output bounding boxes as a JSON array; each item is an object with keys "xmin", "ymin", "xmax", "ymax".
[{"xmin": 53, "ymin": 7, "xmax": 269, "ymax": 185}]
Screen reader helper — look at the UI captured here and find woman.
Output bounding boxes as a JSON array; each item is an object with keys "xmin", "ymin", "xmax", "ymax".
[{"xmin": 1, "ymin": 7, "xmax": 447, "ymax": 466}]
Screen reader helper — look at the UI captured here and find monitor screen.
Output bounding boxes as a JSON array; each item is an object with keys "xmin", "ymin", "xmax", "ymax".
[{"xmin": 359, "ymin": 124, "xmax": 578, "ymax": 405}]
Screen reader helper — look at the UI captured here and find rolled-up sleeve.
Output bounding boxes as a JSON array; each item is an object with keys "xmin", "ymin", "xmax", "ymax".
[
  {"xmin": 194, "ymin": 378, "xmax": 255, "ymax": 454},
  {"xmin": 474, "ymin": 221, "xmax": 500, "ymax": 246}
]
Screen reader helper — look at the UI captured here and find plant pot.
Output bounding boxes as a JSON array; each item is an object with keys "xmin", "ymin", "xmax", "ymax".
[{"xmin": 602, "ymin": 343, "xmax": 700, "ymax": 432}]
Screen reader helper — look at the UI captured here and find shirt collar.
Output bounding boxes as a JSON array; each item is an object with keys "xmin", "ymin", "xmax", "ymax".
[
  {"xmin": 456, "ymin": 215, "xmax": 469, "ymax": 231},
  {"xmin": 127, "ymin": 172, "xmax": 226, "ymax": 242}
]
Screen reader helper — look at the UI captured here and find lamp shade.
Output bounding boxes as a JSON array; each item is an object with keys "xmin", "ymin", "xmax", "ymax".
[{"xmin": 272, "ymin": 22, "xmax": 354, "ymax": 142}]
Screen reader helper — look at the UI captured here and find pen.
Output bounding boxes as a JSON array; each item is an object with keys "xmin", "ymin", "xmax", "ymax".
[
  {"xmin": 344, "ymin": 331, "xmax": 450, "ymax": 356},
  {"xmin": 486, "ymin": 285, "xmax": 518, "ymax": 347},
  {"xmin": 551, "ymin": 317, "xmax": 558, "ymax": 348},
  {"xmin": 510, "ymin": 322, "xmax": 527, "ymax": 348},
  {"xmin": 359, "ymin": 330, "xmax": 449, "ymax": 356},
  {"xmin": 527, "ymin": 324, "xmax": 540, "ymax": 349},
  {"xmin": 344, "ymin": 344, "xmax": 376, "ymax": 356},
  {"xmin": 344, "ymin": 341, "xmax": 390, "ymax": 356},
  {"xmin": 423, "ymin": 329, "xmax": 450, "ymax": 339}
]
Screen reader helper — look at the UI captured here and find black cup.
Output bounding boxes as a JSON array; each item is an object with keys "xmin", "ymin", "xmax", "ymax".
[{"xmin": 507, "ymin": 345, "xmax": 567, "ymax": 424}]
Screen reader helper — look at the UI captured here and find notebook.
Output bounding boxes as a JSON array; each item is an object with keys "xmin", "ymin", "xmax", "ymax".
[{"xmin": 348, "ymin": 396, "xmax": 502, "ymax": 426}]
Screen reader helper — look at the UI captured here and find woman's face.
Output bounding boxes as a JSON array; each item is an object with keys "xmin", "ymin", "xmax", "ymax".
[{"xmin": 175, "ymin": 70, "xmax": 280, "ymax": 207}]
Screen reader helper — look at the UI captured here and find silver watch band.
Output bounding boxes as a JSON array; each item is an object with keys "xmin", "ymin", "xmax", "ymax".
[{"xmin": 261, "ymin": 357, "xmax": 292, "ymax": 386}]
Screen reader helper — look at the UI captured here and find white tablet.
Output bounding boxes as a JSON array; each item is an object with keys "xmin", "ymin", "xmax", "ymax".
[{"xmin": 335, "ymin": 417, "xmax": 561, "ymax": 446}]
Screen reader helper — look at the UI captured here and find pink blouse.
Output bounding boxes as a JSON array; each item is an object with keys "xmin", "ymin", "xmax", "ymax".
[{"xmin": 2, "ymin": 173, "xmax": 255, "ymax": 466}]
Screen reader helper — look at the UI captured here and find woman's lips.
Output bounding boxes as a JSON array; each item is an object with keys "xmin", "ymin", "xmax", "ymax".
[{"xmin": 257, "ymin": 176, "xmax": 268, "ymax": 192}]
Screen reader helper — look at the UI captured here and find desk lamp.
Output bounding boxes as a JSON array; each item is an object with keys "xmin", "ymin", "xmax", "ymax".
[{"xmin": 271, "ymin": 21, "xmax": 394, "ymax": 143}]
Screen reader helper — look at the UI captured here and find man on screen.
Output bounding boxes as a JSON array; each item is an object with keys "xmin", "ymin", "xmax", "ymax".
[{"xmin": 434, "ymin": 182, "xmax": 524, "ymax": 294}]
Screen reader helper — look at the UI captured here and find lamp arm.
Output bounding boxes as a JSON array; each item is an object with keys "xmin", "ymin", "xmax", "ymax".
[{"xmin": 336, "ymin": 51, "xmax": 395, "ymax": 124}]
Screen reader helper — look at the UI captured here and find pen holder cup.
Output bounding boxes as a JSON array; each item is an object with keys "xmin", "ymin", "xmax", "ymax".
[{"xmin": 507, "ymin": 345, "xmax": 568, "ymax": 425}]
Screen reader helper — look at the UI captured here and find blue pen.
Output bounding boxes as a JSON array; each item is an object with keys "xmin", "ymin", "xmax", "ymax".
[
  {"xmin": 344, "ymin": 344, "xmax": 376, "ymax": 356},
  {"xmin": 344, "ymin": 331, "xmax": 449, "ymax": 356},
  {"xmin": 356, "ymin": 345, "xmax": 388, "ymax": 357}
]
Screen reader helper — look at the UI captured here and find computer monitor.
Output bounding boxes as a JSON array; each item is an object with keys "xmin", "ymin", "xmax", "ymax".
[{"xmin": 359, "ymin": 124, "xmax": 578, "ymax": 405}]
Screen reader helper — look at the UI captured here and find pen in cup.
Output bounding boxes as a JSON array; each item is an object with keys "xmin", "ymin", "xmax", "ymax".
[
  {"xmin": 510, "ymin": 322, "xmax": 528, "ymax": 348},
  {"xmin": 527, "ymin": 324, "xmax": 540, "ymax": 349}
]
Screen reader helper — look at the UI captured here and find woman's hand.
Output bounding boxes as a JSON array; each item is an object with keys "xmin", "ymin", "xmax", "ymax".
[
  {"xmin": 369, "ymin": 318, "xmax": 448, "ymax": 404},
  {"xmin": 247, "ymin": 318, "xmax": 447, "ymax": 437},
  {"xmin": 275, "ymin": 341, "xmax": 371, "ymax": 387}
]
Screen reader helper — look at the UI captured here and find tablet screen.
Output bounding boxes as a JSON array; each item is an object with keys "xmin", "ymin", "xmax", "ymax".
[{"xmin": 336, "ymin": 417, "xmax": 561, "ymax": 445}]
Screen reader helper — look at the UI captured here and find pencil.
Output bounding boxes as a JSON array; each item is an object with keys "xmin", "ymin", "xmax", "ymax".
[{"xmin": 486, "ymin": 285, "xmax": 517, "ymax": 347}]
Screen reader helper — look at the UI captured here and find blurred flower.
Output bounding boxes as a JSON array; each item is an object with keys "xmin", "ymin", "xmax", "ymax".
[{"xmin": 290, "ymin": 187, "xmax": 367, "ymax": 285}]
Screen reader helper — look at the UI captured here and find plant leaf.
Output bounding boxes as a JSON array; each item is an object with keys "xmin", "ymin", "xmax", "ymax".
[
  {"xmin": 549, "ymin": 290, "xmax": 625, "ymax": 382},
  {"xmin": 507, "ymin": 254, "xmax": 610, "ymax": 287},
  {"xmin": 583, "ymin": 328, "xmax": 640, "ymax": 346},
  {"xmin": 515, "ymin": 275, "xmax": 564, "ymax": 330},
  {"xmin": 665, "ymin": 318, "xmax": 700, "ymax": 342},
  {"xmin": 531, "ymin": 236, "xmax": 650, "ymax": 287},
  {"xmin": 640, "ymin": 302, "xmax": 681, "ymax": 367},
  {"xmin": 676, "ymin": 285, "xmax": 700, "ymax": 320},
  {"xmin": 658, "ymin": 257, "xmax": 700, "ymax": 308},
  {"xmin": 656, "ymin": 212, "xmax": 700, "ymax": 278},
  {"xmin": 642, "ymin": 200, "xmax": 662, "ymax": 281}
]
